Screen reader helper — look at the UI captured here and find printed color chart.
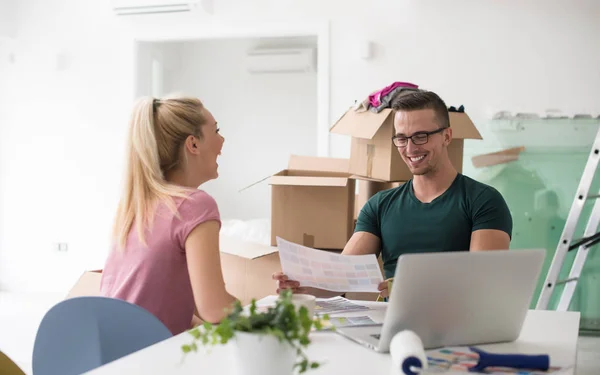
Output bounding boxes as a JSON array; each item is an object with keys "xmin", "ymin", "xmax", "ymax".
[{"xmin": 276, "ymin": 237, "xmax": 384, "ymax": 292}]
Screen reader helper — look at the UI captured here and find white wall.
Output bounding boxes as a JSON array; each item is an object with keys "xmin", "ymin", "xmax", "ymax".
[
  {"xmin": 0, "ymin": 0, "xmax": 17, "ymax": 125},
  {"xmin": 0, "ymin": 0, "xmax": 18, "ymax": 38},
  {"xmin": 1, "ymin": 0, "xmax": 600, "ymax": 292},
  {"xmin": 323, "ymin": 0, "xmax": 600, "ymax": 163},
  {"xmin": 160, "ymin": 38, "xmax": 317, "ymax": 220},
  {"xmin": 0, "ymin": 0, "xmax": 134, "ymax": 292}
]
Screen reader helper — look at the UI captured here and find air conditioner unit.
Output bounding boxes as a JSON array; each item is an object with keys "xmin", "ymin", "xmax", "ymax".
[
  {"xmin": 112, "ymin": 0, "xmax": 199, "ymax": 15},
  {"xmin": 245, "ymin": 48, "xmax": 316, "ymax": 74}
]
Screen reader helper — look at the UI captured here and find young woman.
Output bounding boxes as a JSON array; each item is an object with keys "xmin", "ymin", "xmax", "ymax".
[{"xmin": 100, "ymin": 96, "xmax": 237, "ymax": 335}]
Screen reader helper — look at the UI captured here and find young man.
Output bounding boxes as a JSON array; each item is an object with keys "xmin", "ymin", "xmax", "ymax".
[{"xmin": 273, "ymin": 90, "xmax": 512, "ymax": 298}]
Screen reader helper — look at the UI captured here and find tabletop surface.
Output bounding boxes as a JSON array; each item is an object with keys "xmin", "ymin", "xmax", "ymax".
[{"xmin": 85, "ymin": 299, "xmax": 581, "ymax": 375}]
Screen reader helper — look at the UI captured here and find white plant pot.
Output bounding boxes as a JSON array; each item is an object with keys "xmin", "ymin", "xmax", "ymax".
[{"xmin": 230, "ymin": 331, "xmax": 297, "ymax": 375}]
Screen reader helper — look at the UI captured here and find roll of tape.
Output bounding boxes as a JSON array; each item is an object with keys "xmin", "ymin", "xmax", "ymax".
[{"xmin": 389, "ymin": 330, "xmax": 427, "ymax": 375}]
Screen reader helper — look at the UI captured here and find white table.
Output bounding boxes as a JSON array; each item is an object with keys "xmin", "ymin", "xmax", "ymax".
[{"xmin": 85, "ymin": 300, "xmax": 581, "ymax": 375}]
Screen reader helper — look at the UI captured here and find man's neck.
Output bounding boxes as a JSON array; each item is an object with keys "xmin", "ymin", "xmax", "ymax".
[{"xmin": 412, "ymin": 160, "xmax": 458, "ymax": 203}]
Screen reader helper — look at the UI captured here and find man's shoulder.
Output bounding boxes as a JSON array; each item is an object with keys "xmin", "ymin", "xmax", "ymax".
[
  {"xmin": 457, "ymin": 175, "xmax": 512, "ymax": 236},
  {"xmin": 456, "ymin": 175, "xmax": 511, "ymax": 223},
  {"xmin": 457, "ymin": 174, "xmax": 503, "ymax": 200}
]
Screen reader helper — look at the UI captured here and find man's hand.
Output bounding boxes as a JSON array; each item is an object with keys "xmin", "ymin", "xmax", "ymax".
[
  {"xmin": 377, "ymin": 278, "xmax": 393, "ymax": 299},
  {"xmin": 272, "ymin": 272, "xmax": 308, "ymax": 294}
]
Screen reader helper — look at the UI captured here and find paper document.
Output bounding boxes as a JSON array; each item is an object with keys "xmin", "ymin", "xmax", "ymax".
[
  {"xmin": 276, "ymin": 237, "xmax": 384, "ymax": 293},
  {"xmin": 322, "ymin": 315, "xmax": 377, "ymax": 329},
  {"xmin": 315, "ymin": 296, "xmax": 371, "ymax": 315}
]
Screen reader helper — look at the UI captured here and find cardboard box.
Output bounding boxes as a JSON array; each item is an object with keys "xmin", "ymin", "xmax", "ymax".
[
  {"xmin": 219, "ymin": 235, "xmax": 281, "ymax": 306},
  {"xmin": 267, "ymin": 155, "xmax": 356, "ymax": 250},
  {"xmin": 330, "ymin": 108, "xmax": 482, "ymax": 181},
  {"xmin": 66, "ymin": 269, "xmax": 102, "ymax": 299}
]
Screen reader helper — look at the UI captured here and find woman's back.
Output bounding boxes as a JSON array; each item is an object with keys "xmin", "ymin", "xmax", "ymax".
[{"xmin": 100, "ymin": 190, "xmax": 220, "ymax": 335}]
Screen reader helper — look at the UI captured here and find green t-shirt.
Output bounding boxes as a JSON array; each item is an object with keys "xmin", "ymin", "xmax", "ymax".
[{"xmin": 355, "ymin": 174, "xmax": 513, "ymax": 279}]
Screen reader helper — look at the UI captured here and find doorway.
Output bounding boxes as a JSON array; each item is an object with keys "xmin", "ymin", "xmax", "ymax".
[{"xmin": 132, "ymin": 24, "xmax": 330, "ymax": 222}]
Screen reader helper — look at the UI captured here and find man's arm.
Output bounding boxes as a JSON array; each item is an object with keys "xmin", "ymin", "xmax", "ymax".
[
  {"xmin": 470, "ymin": 229, "xmax": 510, "ymax": 251},
  {"xmin": 342, "ymin": 231, "xmax": 381, "ymax": 256},
  {"xmin": 470, "ymin": 186, "xmax": 513, "ymax": 252},
  {"xmin": 347, "ymin": 194, "xmax": 383, "ymax": 255}
]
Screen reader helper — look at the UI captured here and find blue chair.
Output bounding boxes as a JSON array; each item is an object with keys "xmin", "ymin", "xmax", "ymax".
[{"xmin": 32, "ymin": 296, "xmax": 173, "ymax": 375}]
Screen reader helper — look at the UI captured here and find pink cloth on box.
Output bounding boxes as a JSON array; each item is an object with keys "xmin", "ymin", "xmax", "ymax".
[
  {"xmin": 100, "ymin": 190, "xmax": 221, "ymax": 335},
  {"xmin": 369, "ymin": 81, "xmax": 419, "ymax": 107}
]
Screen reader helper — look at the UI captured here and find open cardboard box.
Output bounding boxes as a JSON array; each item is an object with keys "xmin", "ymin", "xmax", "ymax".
[
  {"xmin": 66, "ymin": 237, "xmax": 281, "ymax": 307},
  {"xmin": 246, "ymin": 155, "xmax": 356, "ymax": 250},
  {"xmin": 330, "ymin": 107, "xmax": 482, "ymax": 181}
]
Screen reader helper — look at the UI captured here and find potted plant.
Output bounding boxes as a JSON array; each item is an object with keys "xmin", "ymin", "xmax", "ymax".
[{"xmin": 182, "ymin": 289, "xmax": 330, "ymax": 375}]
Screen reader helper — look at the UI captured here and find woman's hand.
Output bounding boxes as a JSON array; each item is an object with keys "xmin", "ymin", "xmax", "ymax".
[{"xmin": 272, "ymin": 271, "xmax": 308, "ymax": 294}]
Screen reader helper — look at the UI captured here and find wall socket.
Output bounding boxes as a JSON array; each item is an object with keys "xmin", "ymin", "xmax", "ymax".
[{"xmin": 54, "ymin": 243, "xmax": 68, "ymax": 252}]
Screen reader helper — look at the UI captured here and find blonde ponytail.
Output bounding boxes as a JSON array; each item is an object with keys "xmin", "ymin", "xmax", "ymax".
[{"xmin": 112, "ymin": 96, "xmax": 206, "ymax": 250}]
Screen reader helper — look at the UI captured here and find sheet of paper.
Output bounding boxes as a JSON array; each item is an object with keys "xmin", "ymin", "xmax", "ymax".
[
  {"xmin": 314, "ymin": 296, "xmax": 371, "ymax": 315},
  {"xmin": 276, "ymin": 237, "xmax": 384, "ymax": 292}
]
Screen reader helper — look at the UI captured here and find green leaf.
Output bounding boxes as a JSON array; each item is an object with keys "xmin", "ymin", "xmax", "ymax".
[
  {"xmin": 313, "ymin": 319, "xmax": 323, "ymax": 330},
  {"xmin": 299, "ymin": 336, "xmax": 310, "ymax": 346},
  {"xmin": 298, "ymin": 359, "xmax": 309, "ymax": 374},
  {"xmin": 189, "ymin": 328, "xmax": 201, "ymax": 339}
]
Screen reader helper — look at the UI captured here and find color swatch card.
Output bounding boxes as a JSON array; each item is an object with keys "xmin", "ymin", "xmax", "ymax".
[
  {"xmin": 276, "ymin": 237, "xmax": 384, "ymax": 292},
  {"xmin": 321, "ymin": 315, "xmax": 377, "ymax": 329},
  {"xmin": 315, "ymin": 296, "xmax": 371, "ymax": 315}
]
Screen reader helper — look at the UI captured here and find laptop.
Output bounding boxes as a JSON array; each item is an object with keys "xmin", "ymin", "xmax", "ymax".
[{"xmin": 335, "ymin": 249, "xmax": 546, "ymax": 353}]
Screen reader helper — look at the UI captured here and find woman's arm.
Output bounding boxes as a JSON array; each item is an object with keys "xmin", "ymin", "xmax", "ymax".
[
  {"xmin": 185, "ymin": 220, "xmax": 237, "ymax": 323},
  {"xmin": 190, "ymin": 314, "xmax": 203, "ymax": 328}
]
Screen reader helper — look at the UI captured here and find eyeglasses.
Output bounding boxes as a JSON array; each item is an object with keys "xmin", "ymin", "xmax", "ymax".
[{"xmin": 391, "ymin": 127, "xmax": 448, "ymax": 147}]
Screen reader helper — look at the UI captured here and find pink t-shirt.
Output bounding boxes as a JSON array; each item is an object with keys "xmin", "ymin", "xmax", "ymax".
[{"xmin": 100, "ymin": 190, "xmax": 220, "ymax": 335}]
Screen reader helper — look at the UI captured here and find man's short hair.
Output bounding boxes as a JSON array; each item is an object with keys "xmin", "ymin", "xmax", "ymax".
[{"xmin": 390, "ymin": 90, "xmax": 450, "ymax": 129}]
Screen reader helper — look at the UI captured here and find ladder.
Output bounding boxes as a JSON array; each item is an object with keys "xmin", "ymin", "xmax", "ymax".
[{"xmin": 536, "ymin": 125, "xmax": 600, "ymax": 311}]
